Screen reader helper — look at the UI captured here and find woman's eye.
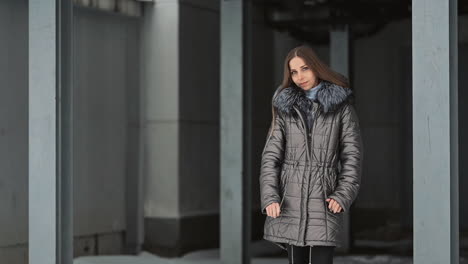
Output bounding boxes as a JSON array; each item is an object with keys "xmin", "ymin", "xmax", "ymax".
[{"xmin": 302, "ymin": 67, "xmax": 308, "ymax": 71}]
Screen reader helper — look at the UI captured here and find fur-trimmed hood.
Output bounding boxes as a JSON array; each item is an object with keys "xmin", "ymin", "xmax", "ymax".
[{"xmin": 272, "ymin": 80, "xmax": 353, "ymax": 114}]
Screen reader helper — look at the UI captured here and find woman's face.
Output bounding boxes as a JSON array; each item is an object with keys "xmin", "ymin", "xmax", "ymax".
[{"xmin": 289, "ymin": 56, "xmax": 318, "ymax": 90}]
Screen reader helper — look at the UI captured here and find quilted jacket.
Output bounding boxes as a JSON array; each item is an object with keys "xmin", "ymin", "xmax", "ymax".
[{"xmin": 259, "ymin": 80, "xmax": 363, "ymax": 250}]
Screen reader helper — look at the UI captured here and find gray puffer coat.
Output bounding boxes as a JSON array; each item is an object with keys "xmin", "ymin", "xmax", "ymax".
[{"xmin": 259, "ymin": 80, "xmax": 363, "ymax": 250}]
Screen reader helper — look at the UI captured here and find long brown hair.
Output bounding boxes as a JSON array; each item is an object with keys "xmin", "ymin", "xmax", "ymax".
[{"xmin": 268, "ymin": 45, "xmax": 350, "ymax": 138}]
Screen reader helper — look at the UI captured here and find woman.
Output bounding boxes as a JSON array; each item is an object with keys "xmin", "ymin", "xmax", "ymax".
[{"xmin": 259, "ymin": 45, "xmax": 363, "ymax": 264}]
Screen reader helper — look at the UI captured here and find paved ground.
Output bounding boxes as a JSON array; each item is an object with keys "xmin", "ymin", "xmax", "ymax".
[
  {"xmin": 73, "ymin": 240, "xmax": 468, "ymax": 264},
  {"xmin": 75, "ymin": 253, "xmax": 415, "ymax": 264}
]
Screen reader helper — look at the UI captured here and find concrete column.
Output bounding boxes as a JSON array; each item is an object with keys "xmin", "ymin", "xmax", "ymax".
[
  {"xmin": 141, "ymin": 0, "xmax": 222, "ymax": 255},
  {"xmin": 220, "ymin": 0, "xmax": 250, "ymax": 263},
  {"xmin": 140, "ymin": 0, "xmax": 181, "ymax": 252},
  {"xmin": 330, "ymin": 25, "xmax": 351, "ymax": 253},
  {"xmin": 412, "ymin": 0, "xmax": 458, "ymax": 263},
  {"xmin": 29, "ymin": 0, "xmax": 74, "ymax": 263},
  {"xmin": 29, "ymin": 1, "xmax": 57, "ymax": 262}
]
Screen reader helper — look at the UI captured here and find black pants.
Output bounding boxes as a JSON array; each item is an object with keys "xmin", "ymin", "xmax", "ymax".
[{"xmin": 286, "ymin": 244, "xmax": 334, "ymax": 264}]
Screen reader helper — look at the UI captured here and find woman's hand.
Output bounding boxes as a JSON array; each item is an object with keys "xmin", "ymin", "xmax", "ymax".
[
  {"xmin": 325, "ymin": 198, "xmax": 342, "ymax": 213},
  {"xmin": 266, "ymin": 202, "xmax": 281, "ymax": 218}
]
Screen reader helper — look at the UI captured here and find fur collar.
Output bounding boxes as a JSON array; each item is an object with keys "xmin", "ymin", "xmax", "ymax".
[{"xmin": 272, "ymin": 80, "xmax": 353, "ymax": 114}]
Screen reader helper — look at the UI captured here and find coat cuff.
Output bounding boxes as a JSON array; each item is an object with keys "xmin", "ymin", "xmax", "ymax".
[
  {"xmin": 327, "ymin": 194, "xmax": 349, "ymax": 213},
  {"xmin": 261, "ymin": 197, "xmax": 280, "ymax": 215}
]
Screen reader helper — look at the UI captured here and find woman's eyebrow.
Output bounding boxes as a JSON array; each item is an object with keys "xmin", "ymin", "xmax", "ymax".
[{"xmin": 291, "ymin": 65, "xmax": 307, "ymax": 71}]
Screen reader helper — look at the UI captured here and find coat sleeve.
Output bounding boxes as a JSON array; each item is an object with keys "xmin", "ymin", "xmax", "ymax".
[
  {"xmin": 328, "ymin": 103, "xmax": 363, "ymax": 212},
  {"xmin": 259, "ymin": 111, "xmax": 286, "ymax": 215}
]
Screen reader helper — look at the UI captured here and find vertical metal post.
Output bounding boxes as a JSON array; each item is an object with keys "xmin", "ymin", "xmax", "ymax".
[
  {"xmin": 330, "ymin": 25, "xmax": 351, "ymax": 253},
  {"xmin": 220, "ymin": 0, "xmax": 251, "ymax": 263},
  {"xmin": 29, "ymin": 0, "xmax": 73, "ymax": 263},
  {"xmin": 412, "ymin": 0, "xmax": 458, "ymax": 263}
]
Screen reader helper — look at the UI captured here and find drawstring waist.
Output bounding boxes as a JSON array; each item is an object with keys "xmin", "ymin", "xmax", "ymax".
[{"xmin": 282, "ymin": 160, "xmax": 337, "ymax": 168}]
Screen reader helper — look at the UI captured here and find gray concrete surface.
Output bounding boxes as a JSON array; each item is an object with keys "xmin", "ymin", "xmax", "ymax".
[
  {"xmin": 75, "ymin": 255, "xmax": 415, "ymax": 264},
  {"xmin": 73, "ymin": 240, "xmax": 467, "ymax": 264}
]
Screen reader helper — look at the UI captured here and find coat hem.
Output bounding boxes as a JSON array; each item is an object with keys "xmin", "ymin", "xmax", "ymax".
[{"xmin": 263, "ymin": 234, "xmax": 339, "ymax": 251}]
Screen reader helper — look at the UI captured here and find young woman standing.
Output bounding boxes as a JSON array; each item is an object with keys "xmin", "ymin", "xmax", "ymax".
[{"xmin": 259, "ymin": 45, "xmax": 363, "ymax": 264}]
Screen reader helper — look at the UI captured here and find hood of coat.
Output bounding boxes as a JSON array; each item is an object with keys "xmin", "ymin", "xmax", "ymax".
[{"xmin": 272, "ymin": 80, "xmax": 353, "ymax": 115}]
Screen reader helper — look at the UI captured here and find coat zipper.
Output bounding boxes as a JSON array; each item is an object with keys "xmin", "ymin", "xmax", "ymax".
[
  {"xmin": 293, "ymin": 106, "xmax": 311, "ymax": 166},
  {"xmin": 293, "ymin": 104, "xmax": 329, "ymax": 243},
  {"xmin": 292, "ymin": 106, "xmax": 312, "ymax": 246}
]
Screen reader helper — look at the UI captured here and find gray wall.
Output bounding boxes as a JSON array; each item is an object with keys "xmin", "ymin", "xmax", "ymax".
[
  {"xmin": 179, "ymin": 0, "xmax": 220, "ymax": 223},
  {"xmin": 0, "ymin": 1, "xmax": 140, "ymax": 263},
  {"xmin": 73, "ymin": 6, "xmax": 140, "ymax": 255},
  {"xmin": 73, "ymin": 6, "xmax": 136, "ymax": 237},
  {"xmin": 353, "ymin": 19, "xmax": 412, "ymax": 211},
  {"xmin": 348, "ymin": 16, "xmax": 468, "ymax": 233},
  {"xmin": 0, "ymin": 1, "xmax": 28, "ymax": 263}
]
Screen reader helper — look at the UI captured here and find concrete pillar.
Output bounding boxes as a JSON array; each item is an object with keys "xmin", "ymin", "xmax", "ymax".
[
  {"xmin": 330, "ymin": 25, "xmax": 351, "ymax": 253},
  {"xmin": 141, "ymin": 0, "xmax": 221, "ymax": 256},
  {"xmin": 412, "ymin": 0, "xmax": 458, "ymax": 263},
  {"xmin": 140, "ymin": 0, "xmax": 181, "ymax": 252},
  {"xmin": 29, "ymin": 0, "xmax": 74, "ymax": 263},
  {"xmin": 220, "ymin": 0, "xmax": 251, "ymax": 263}
]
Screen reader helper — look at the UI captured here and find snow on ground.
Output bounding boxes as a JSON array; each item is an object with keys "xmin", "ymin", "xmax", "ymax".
[
  {"xmin": 75, "ymin": 253, "xmax": 416, "ymax": 264},
  {"xmin": 74, "ymin": 240, "xmax": 467, "ymax": 264}
]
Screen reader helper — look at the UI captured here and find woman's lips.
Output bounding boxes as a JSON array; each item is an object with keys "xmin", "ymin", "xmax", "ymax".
[{"xmin": 300, "ymin": 81, "xmax": 308, "ymax": 86}]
